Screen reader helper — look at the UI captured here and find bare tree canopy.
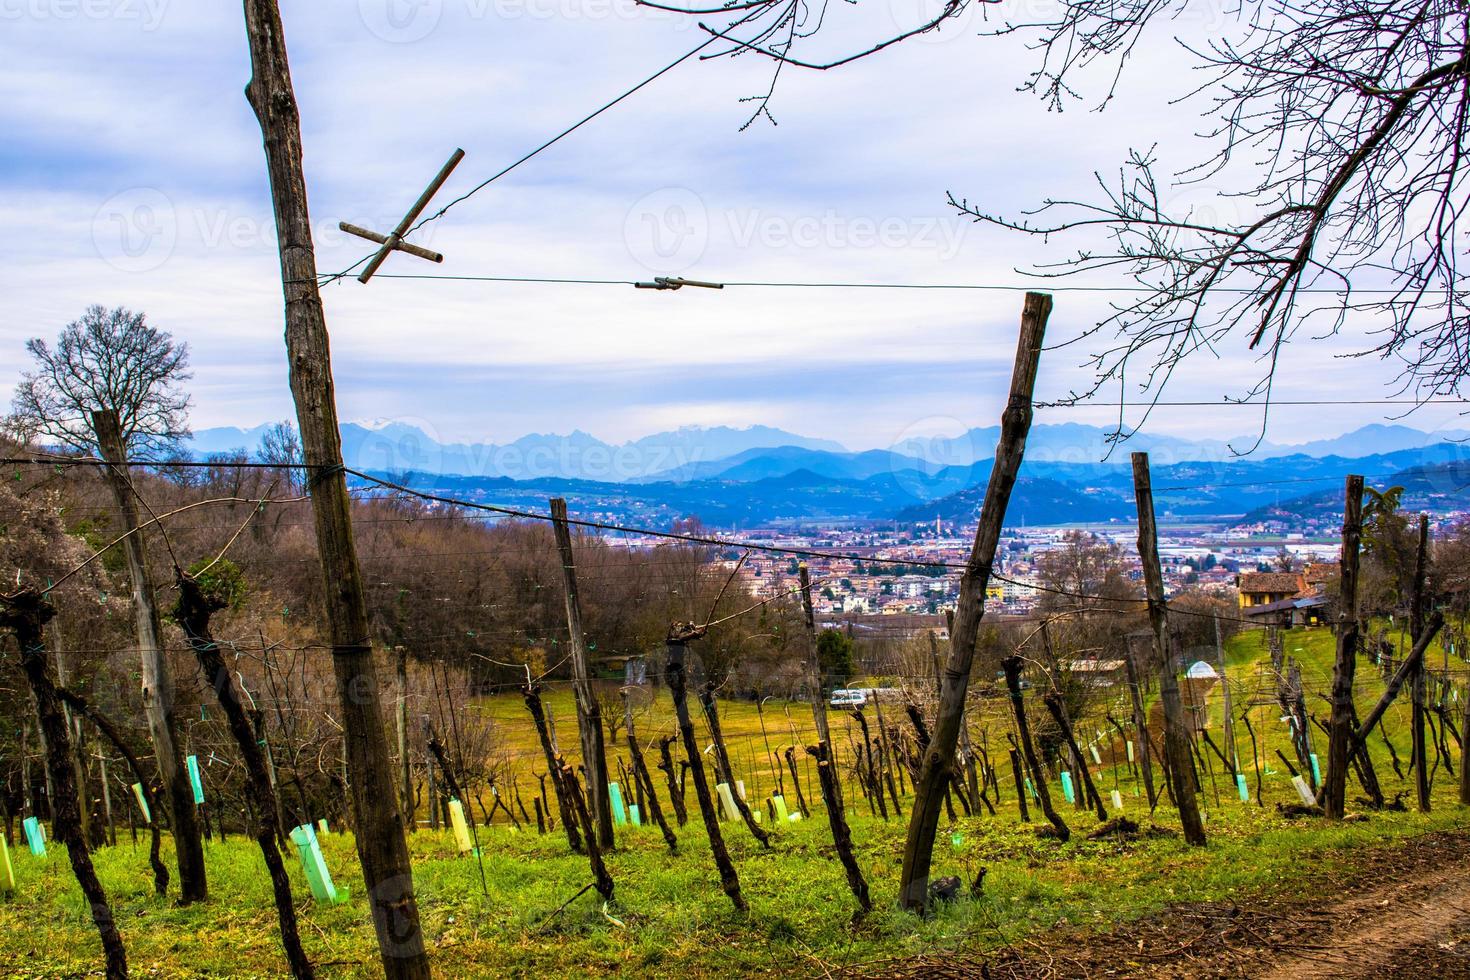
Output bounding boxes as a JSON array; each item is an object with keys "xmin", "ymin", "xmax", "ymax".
[
  {"xmin": 649, "ymin": 0, "xmax": 1470, "ymax": 446},
  {"xmin": 12, "ymin": 304, "xmax": 192, "ymax": 458},
  {"xmin": 954, "ymin": 0, "xmax": 1470, "ymax": 445}
]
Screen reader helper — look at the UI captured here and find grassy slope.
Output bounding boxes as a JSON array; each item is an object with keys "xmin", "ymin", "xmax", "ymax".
[{"xmin": 3, "ymin": 626, "xmax": 1464, "ymax": 978}]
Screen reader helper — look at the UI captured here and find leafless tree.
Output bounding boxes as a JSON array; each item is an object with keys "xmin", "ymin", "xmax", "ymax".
[
  {"xmin": 949, "ymin": 0, "xmax": 1470, "ymax": 448},
  {"xmin": 256, "ymin": 422, "xmax": 304, "ymax": 494},
  {"xmin": 649, "ymin": 1, "xmax": 1470, "ymax": 446},
  {"xmin": 11, "ymin": 305, "xmax": 192, "ymax": 459}
]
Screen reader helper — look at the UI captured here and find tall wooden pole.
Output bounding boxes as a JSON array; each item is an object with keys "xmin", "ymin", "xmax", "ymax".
[
  {"xmin": 550, "ymin": 498, "xmax": 614, "ymax": 849},
  {"xmin": 1323, "ymin": 475, "xmax": 1363, "ymax": 819},
  {"xmin": 1132, "ymin": 452, "xmax": 1206, "ymax": 846},
  {"xmin": 898, "ymin": 292, "xmax": 1051, "ymax": 911},
  {"xmin": 1411, "ymin": 513, "xmax": 1431, "ymax": 813},
  {"xmin": 241, "ymin": 3, "xmax": 428, "ymax": 974},
  {"xmin": 92, "ymin": 408, "xmax": 207, "ymax": 901}
]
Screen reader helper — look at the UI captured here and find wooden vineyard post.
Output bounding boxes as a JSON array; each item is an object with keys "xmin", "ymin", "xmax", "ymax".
[
  {"xmin": 1323, "ymin": 475, "xmax": 1364, "ymax": 819},
  {"xmin": 798, "ymin": 564, "xmax": 871, "ymax": 912},
  {"xmin": 665, "ymin": 629, "xmax": 745, "ymax": 911},
  {"xmin": 241, "ymin": 3, "xmax": 428, "ymax": 973},
  {"xmin": 550, "ymin": 498, "xmax": 614, "ymax": 849},
  {"xmin": 1002, "ymin": 657, "xmax": 1069, "ymax": 840},
  {"xmin": 174, "ymin": 576, "xmax": 314, "ymax": 979},
  {"xmin": 1411, "ymin": 514, "xmax": 1431, "ymax": 813},
  {"xmin": 898, "ymin": 292, "xmax": 1051, "ymax": 911},
  {"xmin": 1, "ymin": 592, "xmax": 127, "ymax": 980},
  {"xmin": 92, "ymin": 407, "xmax": 207, "ymax": 903},
  {"xmin": 1132, "ymin": 452, "xmax": 1207, "ymax": 846}
]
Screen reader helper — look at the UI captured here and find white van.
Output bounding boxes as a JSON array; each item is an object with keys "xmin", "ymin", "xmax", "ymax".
[{"xmin": 829, "ymin": 688, "xmax": 867, "ymax": 709}]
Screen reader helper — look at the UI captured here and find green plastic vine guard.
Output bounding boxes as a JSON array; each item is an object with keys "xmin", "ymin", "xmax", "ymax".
[
  {"xmin": 1089, "ymin": 745, "xmax": 1102, "ymax": 765},
  {"xmin": 1236, "ymin": 773, "xmax": 1250, "ymax": 802},
  {"xmin": 130, "ymin": 783, "xmax": 150, "ymax": 823},
  {"xmin": 715, "ymin": 783, "xmax": 740, "ymax": 822},
  {"xmin": 608, "ymin": 782, "xmax": 627, "ymax": 826},
  {"xmin": 185, "ymin": 755, "xmax": 205, "ymax": 805},
  {"xmin": 317, "ymin": 818, "xmax": 329, "ymax": 835},
  {"xmin": 628, "ymin": 804, "xmax": 641, "ymax": 827},
  {"xmin": 1060, "ymin": 771, "xmax": 1075, "ymax": 804},
  {"xmin": 21, "ymin": 817, "xmax": 44, "ymax": 857},
  {"xmin": 289, "ymin": 823, "xmax": 347, "ymax": 904},
  {"xmin": 771, "ymin": 794, "xmax": 789, "ymax": 824},
  {"xmin": 1126, "ymin": 741, "xmax": 1135, "ymax": 763},
  {"xmin": 1, "ymin": 833, "xmax": 15, "ymax": 895},
  {"xmin": 447, "ymin": 798, "xmax": 474, "ymax": 854},
  {"xmin": 1309, "ymin": 753, "xmax": 1321, "ymax": 786}
]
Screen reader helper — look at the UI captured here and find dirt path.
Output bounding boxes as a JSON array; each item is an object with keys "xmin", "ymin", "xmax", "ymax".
[
  {"xmin": 854, "ymin": 831, "xmax": 1470, "ymax": 979},
  {"xmin": 1258, "ymin": 854, "xmax": 1470, "ymax": 978}
]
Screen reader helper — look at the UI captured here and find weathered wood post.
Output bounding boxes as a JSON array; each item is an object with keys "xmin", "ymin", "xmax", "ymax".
[
  {"xmin": 898, "ymin": 292, "xmax": 1050, "ymax": 911},
  {"xmin": 92, "ymin": 407, "xmax": 207, "ymax": 902},
  {"xmin": 2, "ymin": 592, "xmax": 127, "ymax": 979},
  {"xmin": 550, "ymin": 498, "xmax": 614, "ymax": 849},
  {"xmin": 1323, "ymin": 475, "xmax": 1364, "ymax": 819},
  {"xmin": 241, "ymin": 3, "xmax": 428, "ymax": 972},
  {"xmin": 1132, "ymin": 452, "xmax": 1206, "ymax": 846},
  {"xmin": 1411, "ymin": 513, "xmax": 1431, "ymax": 813}
]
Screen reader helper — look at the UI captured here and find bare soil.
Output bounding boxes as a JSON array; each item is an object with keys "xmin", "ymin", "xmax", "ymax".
[{"xmin": 854, "ymin": 831, "xmax": 1470, "ymax": 979}]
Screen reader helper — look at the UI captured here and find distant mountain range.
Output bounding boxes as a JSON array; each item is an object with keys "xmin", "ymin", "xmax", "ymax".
[
  {"xmin": 185, "ymin": 419, "xmax": 1470, "ymax": 528},
  {"xmin": 186, "ymin": 420, "xmax": 1470, "ymax": 483}
]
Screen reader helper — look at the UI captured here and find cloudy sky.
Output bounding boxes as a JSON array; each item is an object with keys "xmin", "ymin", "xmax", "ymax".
[{"xmin": 2, "ymin": 0, "xmax": 1462, "ymax": 452}]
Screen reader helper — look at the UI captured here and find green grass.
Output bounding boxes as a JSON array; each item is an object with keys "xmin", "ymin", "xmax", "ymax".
[{"xmin": 4, "ymin": 625, "xmax": 1466, "ymax": 977}]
